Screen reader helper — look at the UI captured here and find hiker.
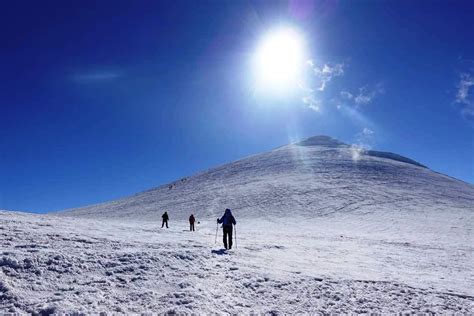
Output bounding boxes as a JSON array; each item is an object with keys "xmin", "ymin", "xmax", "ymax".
[
  {"xmin": 189, "ymin": 214, "xmax": 196, "ymax": 231},
  {"xmin": 217, "ymin": 208, "xmax": 236, "ymax": 249},
  {"xmin": 161, "ymin": 211, "xmax": 169, "ymax": 228}
]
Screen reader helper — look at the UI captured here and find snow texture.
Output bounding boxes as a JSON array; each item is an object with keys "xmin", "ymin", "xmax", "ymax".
[
  {"xmin": 60, "ymin": 136, "xmax": 471, "ymax": 222},
  {"xmin": 1, "ymin": 135, "xmax": 473, "ymax": 313}
]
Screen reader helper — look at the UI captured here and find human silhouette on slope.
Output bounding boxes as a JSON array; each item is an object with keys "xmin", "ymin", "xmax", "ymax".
[
  {"xmin": 161, "ymin": 211, "xmax": 169, "ymax": 228},
  {"xmin": 189, "ymin": 214, "xmax": 196, "ymax": 231},
  {"xmin": 217, "ymin": 209, "xmax": 236, "ymax": 249}
]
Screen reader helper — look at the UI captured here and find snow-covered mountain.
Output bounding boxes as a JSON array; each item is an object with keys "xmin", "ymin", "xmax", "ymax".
[
  {"xmin": 61, "ymin": 135, "xmax": 473, "ymax": 221},
  {"xmin": 2, "ymin": 136, "xmax": 473, "ymax": 313}
]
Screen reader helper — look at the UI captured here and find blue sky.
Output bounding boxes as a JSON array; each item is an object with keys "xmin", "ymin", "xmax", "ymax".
[{"xmin": 1, "ymin": 0, "xmax": 473, "ymax": 213}]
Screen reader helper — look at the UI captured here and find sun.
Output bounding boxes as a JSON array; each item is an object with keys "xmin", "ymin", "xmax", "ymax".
[{"xmin": 253, "ymin": 27, "xmax": 306, "ymax": 93}]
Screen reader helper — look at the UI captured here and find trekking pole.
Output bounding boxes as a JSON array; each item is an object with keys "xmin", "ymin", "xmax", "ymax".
[
  {"xmin": 234, "ymin": 224, "xmax": 237, "ymax": 249},
  {"xmin": 214, "ymin": 223, "xmax": 219, "ymax": 244}
]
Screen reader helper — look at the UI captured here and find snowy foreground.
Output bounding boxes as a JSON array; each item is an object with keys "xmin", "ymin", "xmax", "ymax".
[{"xmin": 1, "ymin": 209, "xmax": 473, "ymax": 314}]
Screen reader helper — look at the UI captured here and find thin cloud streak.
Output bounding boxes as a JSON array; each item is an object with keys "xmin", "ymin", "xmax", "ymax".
[
  {"xmin": 339, "ymin": 83, "xmax": 384, "ymax": 108},
  {"xmin": 308, "ymin": 61, "xmax": 345, "ymax": 91},
  {"xmin": 454, "ymin": 71, "xmax": 474, "ymax": 122},
  {"xmin": 302, "ymin": 95, "xmax": 321, "ymax": 112},
  {"xmin": 333, "ymin": 83, "xmax": 385, "ymax": 109},
  {"xmin": 354, "ymin": 84, "xmax": 384, "ymax": 106},
  {"xmin": 351, "ymin": 127, "xmax": 376, "ymax": 161},
  {"xmin": 456, "ymin": 73, "xmax": 474, "ymax": 105},
  {"xmin": 73, "ymin": 71, "xmax": 123, "ymax": 82},
  {"xmin": 300, "ymin": 59, "xmax": 383, "ymax": 113},
  {"xmin": 300, "ymin": 60, "xmax": 345, "ymax": 112}
]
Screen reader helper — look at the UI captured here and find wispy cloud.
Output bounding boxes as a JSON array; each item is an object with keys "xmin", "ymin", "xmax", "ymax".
[
  {"xmin": 454, "ymin": 65, "xmax": 474, "ymax": 122},
  {"xmin": 338, "ymin": 83, "xmax": 384, "ymax": 108},
  {"xmin": 456, "ymin": 73, "xmax": 474, "ymax": 104},
  {"xmin": 454, "ymin": 57, "xmax": 474, "ymax": 126},
  {"xmin": 299, "ymin": 60, "xmax": 345, "ymax": 112},
  {"xmin": 300, "ymin": 59, "xmax": 383, "ymax": 113},
  {"xmin": 302, "ymin": 95, "xmax": 321, "ymax": 112},
  {"xmin": 340, "ymin": 91, "xmax": 353, "ymax": 100},
  {"xmin": 354, "ymin": 84, "xmax": 384, "ymax": 106},
  {"xmin": 73, "ymin": 71, "xmax": 122, "ymax": 83},
  {"xmin": 308, "ymin": 61, "xmax": 345, "ymax": 91},
  {"xmin": 351, "ymin": 127, "xmax": 376, "ymax": 161}
]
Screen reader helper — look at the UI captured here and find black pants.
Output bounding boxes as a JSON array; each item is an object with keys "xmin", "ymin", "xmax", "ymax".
[
  {"xmin": 190, "ymin": 223, "xmax": 195, "ymax": 231},
  {"xmin": 223, "ymin": 225, "xmax": 233, "ymax": 249},
  {"xmin": 162, "ymin": 220, "xmax": 168, "ymax": 228}
]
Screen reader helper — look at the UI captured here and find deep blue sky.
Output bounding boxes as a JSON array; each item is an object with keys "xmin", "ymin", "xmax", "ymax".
[{"xmin": 1, "ymin": 0, "xmax": 473, "ymax": 213}]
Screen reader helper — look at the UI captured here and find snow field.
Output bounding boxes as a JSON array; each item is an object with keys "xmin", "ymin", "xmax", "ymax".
[{"xmin": 1, "ymin": 210, "xmax": 473, "ymax": 313}]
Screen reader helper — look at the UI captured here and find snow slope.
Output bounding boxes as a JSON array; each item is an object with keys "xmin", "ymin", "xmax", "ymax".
[
  {"xmin": 61, "ymin": 135, "xmax": 472, "ymax": 222},
  {"xmin": 1, "ymin": 135, "xmax": 473, "ymax": 313}
]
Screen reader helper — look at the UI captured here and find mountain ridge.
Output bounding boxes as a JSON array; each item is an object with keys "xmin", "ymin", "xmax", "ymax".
[{"xmin": 58, "ymin": 135, "xmax": 473, "ymax": 220}]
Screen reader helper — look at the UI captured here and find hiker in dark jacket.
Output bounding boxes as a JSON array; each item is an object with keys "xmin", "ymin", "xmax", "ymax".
[
  {"xmin": 217, "ymin": 208, "xmax": 236, "ymax": 249},
  {"xmin": 189, "ymin": 214, "xmax": 196, "ymax": 231},
  {"xmin": 161, "ymin": 212, "xmax": 169, "ymax": 228}
]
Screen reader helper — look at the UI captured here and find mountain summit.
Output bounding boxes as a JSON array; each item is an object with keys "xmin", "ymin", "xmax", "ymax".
[
  {"xmin": 61, "ymin": 136, "xmax": 473, "ymax": 220},
  {"xmin": 295, "ymin": 135, "xmax": 347, "ymax": 147}
]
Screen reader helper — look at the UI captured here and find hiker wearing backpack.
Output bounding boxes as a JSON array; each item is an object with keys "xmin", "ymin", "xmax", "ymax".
[
  {"xmin": 161, "ymin": 211, "xmax": 169, "ymax": 228},
  {"xmin": 217, "ymin": 208, "xmax": 236, "ymax": 249},
  {"xmin": 189, "ymin": 214, "xmax": 196, "ymax": 231}
]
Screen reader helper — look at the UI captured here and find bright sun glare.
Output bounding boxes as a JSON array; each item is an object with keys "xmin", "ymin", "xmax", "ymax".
[{"xmin": 254, "ymin": 28, "xmax": 306, "ymax": 93}]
